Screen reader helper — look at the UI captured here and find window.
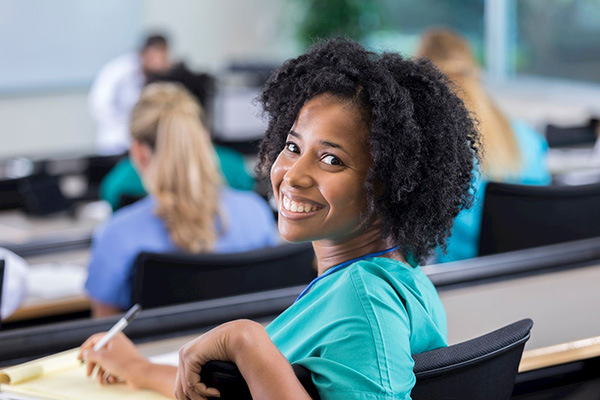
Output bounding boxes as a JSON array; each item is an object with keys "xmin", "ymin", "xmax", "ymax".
[{"xmin": 513, "ymin": 0, "xmax": 600, "ymax": 84}]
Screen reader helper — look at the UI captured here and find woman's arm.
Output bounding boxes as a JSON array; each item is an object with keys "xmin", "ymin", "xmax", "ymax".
[
  {"xmin": 79, "ymin": 332, "xmax": 178, "ymax": 398},
  {"xmin": 176, "ymin": 319, "xmax": 312, "ymax": 400}
]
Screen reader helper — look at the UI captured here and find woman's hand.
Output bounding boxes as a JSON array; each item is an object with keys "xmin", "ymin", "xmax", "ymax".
[
  {"xmin": 78, "ymin": 332, "xmax": 149, "ymax": 388},
  {"xmin": 174, "ymin": 320, "xmax": 246, "ymax": 399},
  {"xmin": 175, "ymin": 319, "xmax": 310, "ymax": 400}
]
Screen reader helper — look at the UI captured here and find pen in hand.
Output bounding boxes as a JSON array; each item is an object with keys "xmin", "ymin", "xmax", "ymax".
[{"xmin": 93, "ymin": 304, "xmax": 142, "ymax": 352}]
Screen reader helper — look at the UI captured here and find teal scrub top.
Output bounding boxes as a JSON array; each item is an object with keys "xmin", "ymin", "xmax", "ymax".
[
  {"xmin": 438, "ymin": 120, "xmax": 552, "ymax": 262},
  {"xmin": 266, "ymin": 257, "xmax": 447, "ymax": 400}
]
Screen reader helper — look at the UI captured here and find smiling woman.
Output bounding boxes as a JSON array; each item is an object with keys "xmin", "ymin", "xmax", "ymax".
[
  {"xmin": 78, "ymin": 38, "xmax": 480, "ymax": 400},
  {"xmin": 272, "ymin": 95, "xmax": 373, "ymax": 246}
]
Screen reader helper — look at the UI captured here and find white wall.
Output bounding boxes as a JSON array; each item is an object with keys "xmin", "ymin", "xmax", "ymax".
[
  {"xmin": 143, "ymin": 0, "xmax": 300, "ymax": 72},
  {"xmin": 0, "ymin": 91, "xmax": 95, "ymax": 158},
  {"xmin": 0, "ymin": 0, "xmax": 299, "ymax": 159},
  {"xmin": 4, "ymin": 0, "xmax": 599, "ymax": 160}
]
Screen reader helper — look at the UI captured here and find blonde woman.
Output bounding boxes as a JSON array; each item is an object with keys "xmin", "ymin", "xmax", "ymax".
[
  {"xmin": 417, "ymin": 28, "xmax": 551, "ymax": 262},
  {"xmin": 85, "ymin": 83, "xmax": 278, "ymax": 317}
]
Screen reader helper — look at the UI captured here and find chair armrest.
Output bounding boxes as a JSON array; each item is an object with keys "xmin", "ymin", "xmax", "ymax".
[{"xmin": 200, "ymin": 360, "xmax": 320, "ymax": 399}]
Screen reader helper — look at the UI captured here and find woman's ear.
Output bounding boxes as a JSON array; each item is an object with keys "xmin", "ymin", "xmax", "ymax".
[{"xmin": 130, "ymin": 140, "xmax": 153, "ymax": 175}]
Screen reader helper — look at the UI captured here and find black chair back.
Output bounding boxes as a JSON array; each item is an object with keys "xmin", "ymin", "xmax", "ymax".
[
  {"xmin": 84, "ymin": 154, "xmax": 126, "ymax": 200},
  {"xmin": 0, "ymin": 259, "xmax": 5, "ymax": 329},
  {"xmin": 0, "ymin": 178, "xmax": 24, "ymax": 210},
  {"xmin": 132, "ymin": 243, "xmax": 316, "ymax": 309},
  {"xmin": 546, "ymin": 119, "xmax": 598, "ymax": 148},
  {"xmin": 200, "ymin": 361, "xmax": 320, "ymax": 399},
  {"xmin": 199, "ymin": 319, "xmax": 532, "ymax": 399},
  {"xmin": 17, "ymin": 174, "xmax": 73, "ymax": 216},
  {"xmin": 411, "ymin": 319, "xmax": 532, "ymax": 400},
  {"xmin": 479, "ymin": 182, "xmax": 600, "ymax": 256}
]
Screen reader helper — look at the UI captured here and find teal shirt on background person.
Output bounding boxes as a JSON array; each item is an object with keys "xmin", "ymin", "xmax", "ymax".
[
  {"xmin": 100, "ymin": 145, "xmax": 255, "ymax": 210},
  {"xmin": 266, "ymin": 257, "xmax": 447, "ymax": 400},
  {"xmin": 438, "ymin": 120, "xmax": 552, "ymax": 263}
]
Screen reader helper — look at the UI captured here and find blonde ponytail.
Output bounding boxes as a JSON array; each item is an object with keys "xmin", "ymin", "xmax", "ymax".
[
  {"xmin": 416, "ymin": 28, "xmax": 522, "ymax": 180},
  {"xmin": 130, "ymin": 83, "xmax": 222, "ymax": 253}
]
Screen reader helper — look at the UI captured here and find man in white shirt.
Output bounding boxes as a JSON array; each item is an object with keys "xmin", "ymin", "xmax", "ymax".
[{"xmin": 89, "ymin": 35, "xmax": 171, "ymax": 155}]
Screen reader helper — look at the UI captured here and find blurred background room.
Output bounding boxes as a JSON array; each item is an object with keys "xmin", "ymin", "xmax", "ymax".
[{"xmin": 1, "ymin": 0, "xmax": 600, "ymax": 397}]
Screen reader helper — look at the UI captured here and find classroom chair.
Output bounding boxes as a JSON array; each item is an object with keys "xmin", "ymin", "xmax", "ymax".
[
  {"xmin": 545, "ymin": 118, "xmax": 598, "ymax": 148},
  {"xmin": 132, "ymin": 242, "xmax": 316, "ymax": 309},
  {"xmin": 0, "ymin": 178, "xmax": 23, "ymax": 210},
  {"xmin": 0, "ymin": 259, "xmax": 4, "ymax": 328},
  {"xmin": 17, "ymin": 174, "xmax": 74, "ymax": 216},
  {"xmin": 83, "ymin": 154, "xmax": 126, "ymax": 200},
  {"xmin": 200, "ymin": 319, "xmax": 533, "ymax": 400},
  {"xmin": 479, "ymin": 181, "xmax": 600, "ymax": 256}
]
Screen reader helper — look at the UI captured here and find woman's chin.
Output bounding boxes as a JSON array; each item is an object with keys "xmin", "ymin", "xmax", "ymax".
[
  {"xmin": 278, "ymin": 225, "xmax": 316, "ymax": 244},
  {"xmin": 279, "ymin": 232, "xmax": 313, "ymax": 244}
]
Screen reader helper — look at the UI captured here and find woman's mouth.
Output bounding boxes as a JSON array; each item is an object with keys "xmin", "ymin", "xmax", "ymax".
[{"xmin": 281, "ymin": 194, "xmax": 324, "ymax": 214}]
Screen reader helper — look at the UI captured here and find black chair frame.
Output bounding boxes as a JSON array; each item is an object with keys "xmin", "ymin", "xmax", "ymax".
[
  {"xmin": 479, "ymin": 181, "xmax": 600, "ymax": 256},
  {"xmin": 132, "ymin": 243, "xmax": 316, "ymax": 309}
]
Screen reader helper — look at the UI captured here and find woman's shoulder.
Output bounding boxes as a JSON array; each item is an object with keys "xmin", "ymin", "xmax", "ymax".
[
  {"xmin": 220, "ymin": 188, "xmax": 272, "ymax": 213},
  {"xmin": 95, "ymin": 196, "xmax": 161, "ymax": 239},
  {"xmin": 511, "ymin": 120, "xmax": 548, "ymax": 149},
  {"xmin": 349, "ymin": 257, "xmax": 421, "ymax": 280},
  {"xmin": 336, "ymin": 258, "xmax": 442, "ymax": 316},
  {"xmin": 328, "ymin": 258, "xmax": 425, "ymax": 301}
]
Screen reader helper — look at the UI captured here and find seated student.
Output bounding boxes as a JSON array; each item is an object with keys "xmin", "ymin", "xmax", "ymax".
[
  {"xmin": 416, "ymin": 28, "xmax": 552, "ymax": 263},
  {"xmin": 0, "ymin": 247, "xmax": 29, "ymax": 320},
  {"xmin": 85, "ymin": 83, "xmax": 278, "ymax": 318},
  {"xmin": 80, "ymin": 38, "xmax": 479, "ymax": 399}
]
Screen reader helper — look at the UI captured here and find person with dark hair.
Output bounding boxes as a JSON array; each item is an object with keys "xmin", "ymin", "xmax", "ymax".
[
  {"xmin": 99, "ymin": 61, "xmax": 256, "ymax": 211},
  {"xmin": 89, "ymin": 33, "xmax": 171, "ymax": 154},
  {"xmin": 79, "ymin": 37, "xmax": 480, "ymax": 399}
]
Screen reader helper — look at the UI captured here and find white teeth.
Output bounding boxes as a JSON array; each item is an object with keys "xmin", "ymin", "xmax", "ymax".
[{"xmin": 282, "ymin": 195, "xmax": 319, "ymax": 213}]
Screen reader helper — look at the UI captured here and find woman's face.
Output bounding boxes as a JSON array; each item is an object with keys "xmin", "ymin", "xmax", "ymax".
[{"xmin": 271, "ymin": 94, "xmax": 373, "ymax": 244}]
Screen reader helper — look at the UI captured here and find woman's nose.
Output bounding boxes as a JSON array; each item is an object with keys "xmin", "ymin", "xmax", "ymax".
[{"xmin": 283, "ymin": 155, "xmax": 315, "ymax": 188}]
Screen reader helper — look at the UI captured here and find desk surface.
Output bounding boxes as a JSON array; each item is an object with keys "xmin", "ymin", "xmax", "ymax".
[
  {"xmin": 3, "ymin": 296, "xmax": 90, "ymax": 324},
  {"xmin": 3, "ymin": 248, "xmax": 91, "ymax": 324},
  {"xmin": 520, "ymin": 334, "xmax": 600, "ymax": 372},
  {"xmin": 0, "ymin": 210, "xmax": 99, "ymax": 248}
]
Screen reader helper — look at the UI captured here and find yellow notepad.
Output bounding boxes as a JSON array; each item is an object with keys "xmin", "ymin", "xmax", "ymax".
[{"xmin": 0, "ymin": 349, "xmax": 170, "ymax": 400}]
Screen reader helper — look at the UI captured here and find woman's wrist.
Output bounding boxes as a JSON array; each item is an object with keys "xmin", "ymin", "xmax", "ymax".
[{"xmin": 126, "ymin": 357, "xmax": 156, "ymax": 390}]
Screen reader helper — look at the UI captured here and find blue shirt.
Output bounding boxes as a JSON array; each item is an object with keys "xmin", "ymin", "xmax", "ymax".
[
  {"xmin": 438, "ymin": 120, "xmax": 552, "ymax": 262},
  {"xmin": 85, "ymin": 188, "xmax": 278, "ymax": 309},
  {"xmin": 267, "ymin": 257, "xmax": 447, "ymax": 400}
]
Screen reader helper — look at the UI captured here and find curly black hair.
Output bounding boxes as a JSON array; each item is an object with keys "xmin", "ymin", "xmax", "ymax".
[{"xmin": 256, "ymin": 38, "xmax": 480, "ymax": 264}]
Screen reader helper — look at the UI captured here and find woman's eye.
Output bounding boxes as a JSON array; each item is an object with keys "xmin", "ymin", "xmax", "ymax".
[
  {"xmin": 322, "ymin": 154, "xmax": 344, "ymax": 166},
  {"xmin": 285, "ymin": 142, "xmax": 299, "ymax": 153}
]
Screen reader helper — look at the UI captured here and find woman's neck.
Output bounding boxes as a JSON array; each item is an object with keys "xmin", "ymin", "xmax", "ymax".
[{"xmin": 312, "ymin": 221, "xmax": 403, "ymax": 276}]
